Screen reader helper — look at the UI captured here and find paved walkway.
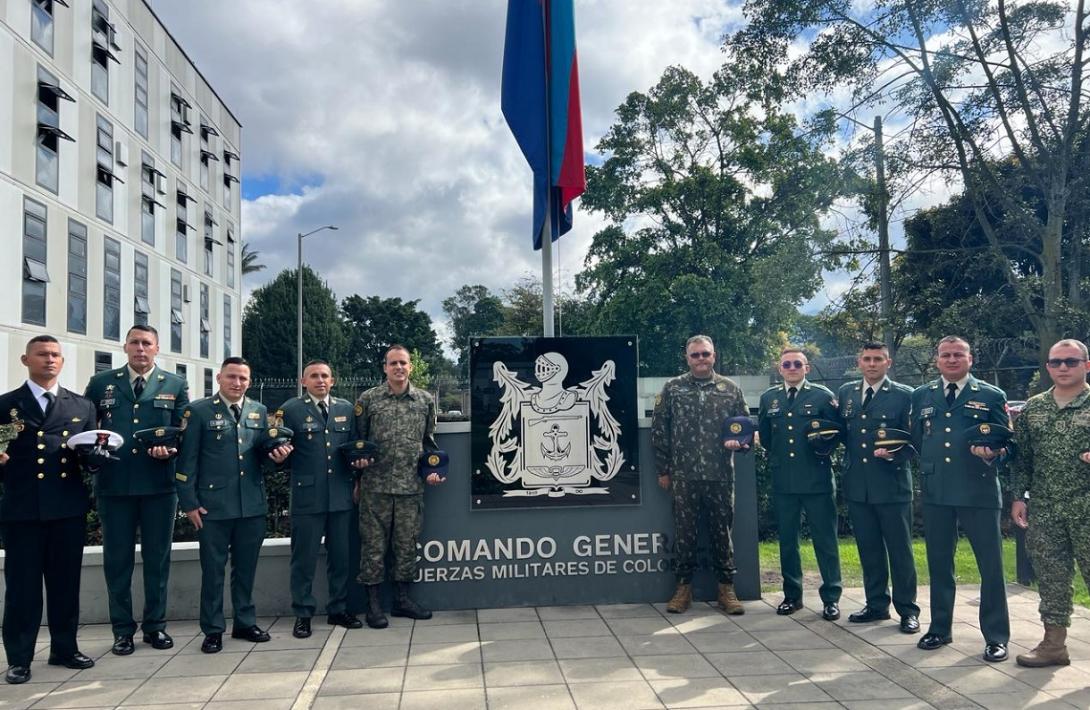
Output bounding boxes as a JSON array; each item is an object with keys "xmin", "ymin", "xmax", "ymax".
[{"xmin": 5, "ymin": 585, "xmax": 1090, "ymax": 709}]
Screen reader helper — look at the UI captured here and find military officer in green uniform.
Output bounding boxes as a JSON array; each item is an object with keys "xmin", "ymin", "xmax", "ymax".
[
  {"xmin": 911, "ymin": 336, "xmax": 1010, "ymax": 662},
  {"xmin": 276, "ymin": 360, "xmax": 364, "ymax": 639},
  {"xmin": 651, "ymin": 335, "xmax": 749, "ymax": 615},
  {"xmin": 84, "ymin": 325, "xmax": 189, "ymax": 655},
  {"xmin": 758, "ymin": 347, "xmax": 842, "ymax": 620},
  {"xmin": 1010, "ymin": 339, "xmax": 1090, "ymax": 667},
  {"xmin": 836, "ymin": 342, "xmax": 919, "ymax": 633},
  {"xmin": 175, "ymin": 357, "xmax": 292, "ymax": 653},
  {"xmin": 355, "ymin": 344, "xmax": 444, "ymax": 629}
]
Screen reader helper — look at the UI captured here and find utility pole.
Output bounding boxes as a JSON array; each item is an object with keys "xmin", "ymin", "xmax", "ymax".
[{"xmin": 873, "ymin": 116, "xmax": 894, "ymax": 358}]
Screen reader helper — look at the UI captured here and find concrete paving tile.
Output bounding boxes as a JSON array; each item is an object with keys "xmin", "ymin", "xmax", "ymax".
[
  {"xmin": 415, "ymin": 609, "xmax": 478, "ymax": 625},
  {"xmin": 544, "ymin": 619, "xmax": 612, "ymax": 638},
  {"xmin": 234, "ymin": 647, "xmax": 320, "ymax": 673},
  {"xmin": 400, "ymin": 688, "xmax": 486, "ymax": 710},
  {"xmin": 807, "ymin": 671, "xmax": 914, "ymax": 701},
  {"xmin": 749, "ymin": 629, "xmax": 834, "ymax": 651},
  {"xmin": 211, "ymin": 670, "xmax": 309, "ymax": 701},
  {"xmin": 318, "ymin": 667, "xmax": 405, "ymax": 695},
  {"xmin": 606, "ymin": 617, "xmax": 679, "ymax": 636},
  {"xmin": 129, "ymin": 674, "xmax": 228, "ymax": 703},
  {"xmin": 634, "ymin": 653, "xmax": 721, "ymax": 680},
  {"xmin": 487, "ymin": 683, "xmax": 576, "ymax": 710},
  {"xmin": 704, "ymin": 651, "xmax": 795, "ymax": 677},
  {"xmin": 558, "ymin": 657, "xmax": 643, "ymax": 684},
  {"xmin": 119, "ymin": 704, "xmax": 206, "ymax": 710},
  {"xmin": 402, "ymin": 662, "xmax": 483, "ymax": 690},
  {"xmin": 481, "ymin": 638, "xmax": 555, "ymax": 662},
  {"xmin": 244, "ymin": 629, "xmax": 330, "ymax": 651},
  {"xmin": 477, "ymin": 607, "xmax": 540, "ymax": 623},
  {"xmin": 537, "ymin": 605, "xmax": 601, "ymax": 621},
  {"xmin": 685, "ymin": 630, "xmax": 763, "ymax": 654},
  {"xmin": 568, "ymin": 680, "xmax": 664, "ymax": 709},
  {"xmin": 759, "ymin": 704, "xmax": 841, "ymax": 710},
  {"xmin": 407, "ymin": 641, "xmax": 482, "ymax": 665},
  {"xmin": 618, "ymin": 634, "xmax": 697, "ymax": 656},
  {"xmin": 479, "ymin": 620, "xmax": 547, "ymax": 641},
  {"xmin": 411, "ymin": 622, "xmax": 479, "ymax": 643},
  {"xmin": 671, "ymin": 614, "xmax": 740, "ymax": 635},
  {"xmin": 776, "ymin": 649, "xmax": 870, "ymax": 673},
  {"xmin": 922, "ymin": 664, "xmax": 1037, "ymax": 694},
  {"xmin": 338, "ymin": 626, "xmax": 412, "ymax": 647},
  {"xmin": 484, "ymin": 659, "xmax": 565, "ymax": 686},
  {"xmin": 176, "ymin": 635, "xmax": 256, "ymax": 655},
  {"xmin": 310, "ymin": 693, "xmax": 400, "ymax": 710},
  {"xmin": 597, "ymin": 603, "xmax": 663, "ymax": 619},
  {"xmin": 75, "ymin": 624, "xmax": 117, "ymax": 640},
  {"xmin": 1053, "ymin": 687, "xmax": 1090, "ymax": 707},
  {"xmin": 203, "ymin": 700, "xmax": 294, "ymax": 710},
  {"xmin": 155, "ymin": 650, "xmax": 245, "ymax": 676},
  {"xmin": 0, "ymin": 680, "xmax": 59, "ymax": 710},
  {"xmin": 993, "ymin": 662, "xmax": 1090, "ymax": 691},
  {"xmin": 550, "ymin": 635, "xmax": 627, "ymax": 659},
  {"xmin": 649, "ymin": 678, "xmax": 750, "ymax": 707},
  {"xmin": 21, "ymin": 662, "xmax": 80, "ymax": 683},
  {"xmin": 842, "ymin": 623, "xmax": 924, "ymax": 647},
  {"xmin": 32, "ymin": 678, "xmax": 143, "ymax": 708},
  {"xmin": 842, "ymin": 701, "xmax": 936, "ymax": 710},
  {"xmin": 879, "ymin": 642, "xmax": 984, "ymax": 668},
  {"xmin": 330, "ymin": 643, "xmax": 409, "ymax": 669},
  {"xmin": 729, "ymin": 673, "xmax": 835, "ymax": 704},
  {"xmin": 729, "ymin": 614, "xmax": 806, "ymax": 632},
  {"xmin": 963, "ymin": 690, "xmax": 1077, "ymax": 709}
]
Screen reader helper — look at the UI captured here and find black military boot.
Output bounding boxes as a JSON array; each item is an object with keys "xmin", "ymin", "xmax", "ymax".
[
  {"xmin": 391, "ymin": 582, "xmax": 432, "ymax": 620},
  {"xmin": 364, "ymin": 585, "xmax": 389, "ymax": 629}
]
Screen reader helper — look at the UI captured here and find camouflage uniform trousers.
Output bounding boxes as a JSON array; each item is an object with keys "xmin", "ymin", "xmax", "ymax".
[
  {"xmin": 1026, "ymin": 499, "xmax": 1090, "ymax": 627},
  {"xmin": 671, "ymin": 479, "xmax": 735, "ymax": 584},
  {"xmin": 358, "ymin": 490, "xmax": 422, "ymax": 585}
]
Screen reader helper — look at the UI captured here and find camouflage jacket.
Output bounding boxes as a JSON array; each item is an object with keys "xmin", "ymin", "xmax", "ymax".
[
  {"xmin": 1010, "ymin": 385, "xmax": 1090, "ymax": 504},
  {"xmin": 651, "ymin": 372, "xmax": 748, "ymax": 482},
  {"xmin": 355, "ymin": 382, "xmax": 438, "ymax": 495}
]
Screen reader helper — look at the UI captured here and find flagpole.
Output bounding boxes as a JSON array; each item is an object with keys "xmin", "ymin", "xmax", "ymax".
[{"xmin": 540, "ymin": 0, "xmax": 555, "ymax": 337}]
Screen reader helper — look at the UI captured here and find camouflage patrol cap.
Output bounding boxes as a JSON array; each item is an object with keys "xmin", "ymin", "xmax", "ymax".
[
  {"xmin": 418, "ymin": 449, "xmax": 449, "ymax": 479},
  {"xmin": 870, "ymin": 427, "xmax": 917, "ymax": 463},
  {"xmin": 721, "ymin": 416, "xmax": 756, "ymax": 452},
  {"xmin": 962, "ymin": 422, "xmax": 1013, "ymax": 449},
  {"xmin": 257, "ymin": 425, "xmax": 295, "ymax": 452},
  {"xmin": 132, "ymin": 426, "xmax": 182, "ymax": 450},
  {"xmin": 805, "ymin": 419, "xmax": 843, "ymax": 457},
  {"xmin": 339, "ymin": 439, "xmax": 379, "ymax": 466}
]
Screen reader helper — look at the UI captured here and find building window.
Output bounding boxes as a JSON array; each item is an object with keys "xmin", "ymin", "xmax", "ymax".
[
  {"xmin": 170, "ymin": 88, "xmax": 192, "ymax": 167},
  {"xmin": 95, "ymin": 115, "xmax": 122, "ymax": 222},
  {"xmin": 36, "ymin": 66, "xmax": 74, "ymax": 193},
  {"xmin": 95, "ymin": 351, "xmax": 113, "ymax": 373},
  {"xmin": 199, "ymin": 282, "xmax": 210, "ymax": 359},
  {"xmin": 176, "ymin": 184, "xmax": 192, "ymax": 263},
  {"xmin": 203, "ymin": 368, "xmax": 213, "ymax": 396},
  {"xmin": 22, "ymin": 197, "xmax": 49, "ymax": 326},
  {"xmin": 31, "ymin": 0, "xmax": 64, "ymax": 54},
  {"xmin": 199, "ymin": 119, "xmax": 219, "ymax": 192},
  {"xmin": 90, "ymin": 0, "xmax": 119, "ymax": 104},
  {"xmin": 223, "ymin": 149, "xmax": 239, "ymax": 208},
  {"xmin": 103, "ymin": 236, "xmax": 121, "ymax": 340},
  {"xmin": 176, "ymin": 363, "xmax": 187, "ymax": 380},
  {"xmin": 134, "ymin": 43, "xmax": 149, "ymax": 138},
  {"xmin": 134, "ymin": 251, "xmax": 149, "ymax": 326},
  {"xmin": 203, "ymin": 210, "xmax": 217, "ymax": 277},
  {"xmin": 225, "ymin": 227, "xmax": 236, "ymax": 288},
  {"xmin": 223, "ymin": 294, "xmax": 232, "ymax": 360},
  {"xmin": 170, "ymin": 269, "xmax": 183, "ymax": 353},
  {"xmin": 67, "ymin": 219, "xmax": 87, "ymax": 334},
  {"xmin": 140, "ymin": 152, "xmax": 165, "ymax": 246}
]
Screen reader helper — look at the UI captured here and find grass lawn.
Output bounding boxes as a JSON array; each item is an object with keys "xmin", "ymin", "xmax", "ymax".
[{"xmin": 759, "ymin": 537, "xmax": 1090, "ymax": 608}]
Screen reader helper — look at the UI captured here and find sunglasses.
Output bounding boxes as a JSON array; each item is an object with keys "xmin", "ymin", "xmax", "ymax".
[
  {"xmin": 1046, "ymin": 357, "xmax": 1087, "ymax": 368},
  {"xmin": 688, "ymin": 351, "xmax": 713, "ymax": 359},
  {"xmin": 780, "ymin": 360, "xmax": 805, "ymax": 370}
]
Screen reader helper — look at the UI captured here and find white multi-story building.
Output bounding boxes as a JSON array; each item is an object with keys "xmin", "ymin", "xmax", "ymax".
[{"xmin": 0, "ymin": 0, "xmax": 242, "ymax": 395}]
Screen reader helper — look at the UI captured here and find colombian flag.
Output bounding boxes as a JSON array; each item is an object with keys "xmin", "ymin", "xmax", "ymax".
[{"xmin": 501, "ymin": 0, "xmax": 586, "ymax": 250}]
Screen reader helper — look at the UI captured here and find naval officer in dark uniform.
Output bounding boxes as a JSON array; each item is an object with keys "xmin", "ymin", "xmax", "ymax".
[
  {"xmin": 836, "ymin": 342, "xmax": 919, "ymax": 633},
  {"xmin": 911, "ymin": 336, "xmax": 1010, "ymax": 662},
  {"xmin": 175, "ymin": 357, "xmax": 291, "ymax": 653},
  {"xmin": 758, "ymin": 347, "xmax": 842, "ymax": 620},
  {"xmin": 276, "ymin": 360, "xmax": 364, "ymax": 638},
  {"xmin": 84, "ymin": 325, "xmax": 189, "ymax": 655},
  {"xmin": 1, "ymin": 335, "xmax": 97, "ymax": 684}
]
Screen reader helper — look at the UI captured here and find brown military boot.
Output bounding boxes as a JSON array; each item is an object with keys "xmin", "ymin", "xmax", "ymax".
[
  {"xmin": 666, "ymin": 583, "xmax": 692, "ymax": 614},
  {"xmin": 1016, "ymin": 624, "xmax": 1070, "ymax": 667},
  {"xmin": 718, "ymin": 582, "xmax": 745, "ymax": 615}
]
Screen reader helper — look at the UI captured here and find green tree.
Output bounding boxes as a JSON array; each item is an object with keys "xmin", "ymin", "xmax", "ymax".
[
  {"xmin": 409, "ymin": 349, "xmax": 432, "ymax": 390},
  {"xmin": 441, "ymin": 284, "xmax": 506, "ymax": 371},
  {"xmin": 341, "ymin": 295, "xmax": 445, "ymax": 376},
  {"xmin": 576, "ymin": 64, "xmax": 847, "ymax": 375},
  {"xmin": 241, "ymin": 266, "xmax": 348, "ymax": 379}
]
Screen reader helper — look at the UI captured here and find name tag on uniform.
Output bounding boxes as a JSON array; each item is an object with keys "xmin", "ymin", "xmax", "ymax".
[
  {"xmin": 802, "ymin": 404, "xmax": 814, "ymax": 414},
  {"xmin": 965, "ymin": 401, "xmax": 989, "ymax": 411},
  {"xmin": 155, "ymin": 393, "xmax": 175, "ymax": 401},
  {"xmin": 334, "ymin": 415, "xmax": 347, "ymax": 423},
  {"xmin": 100, "ymin": 398, "xmax": 116, "ymax": 408},
  {"xmin": 247, "ymin": 412, "xmax": 261, "ymax": 420},
  {"xmin": 920, "ymin": 406, "xmax": 934, "ymax": 417}
]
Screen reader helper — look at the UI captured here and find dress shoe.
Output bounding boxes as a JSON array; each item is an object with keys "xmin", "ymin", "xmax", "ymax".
[
  {"xmin": 111, "ymin": 634, "xmax": 135, "ymax": 656},
  {"xmin": 47, "ymin": 651, "xmax": 94, "ymax": 669},
  {"xmin": 776, "ymin": 599, "xmax": 803, "ymax": 615},
  {"xmin": 5, "ymin": 665, "xmax": 31, "ymax": 684},
  {"xmin": 200, "ymin": 634, "xmax": 222, "ymax": 654},
  {"xmin": 231, "ymin": 625, "xmax": 271, "ymax": 643},
  {"xmin": 293, "ymin": 617, "xmax": 312, "ymax": 639},
  {"xmin": 822, "ymin": 602, "xmax": 841, "ymax": 621},
  {"xmin": 917, "ymin": 632, "xmax": 953, "ymax": 651},
  {"xmin": 899, "ymin": 615, "xmax": 920, "ymax": 634},
  {"xmin": 327, "ymin": 612, "xmax": 363, "ymax": 629},
  {"xmin": 142, "ymin": 630, "xmax": 174, "ymax": 650},
  {"xmin": 984, "ymin": 642, "xmax": 1008, "ymax": 662},
  {"xmin": 848, "ymin": 606, "xmax": 890, "ymax": 624}
]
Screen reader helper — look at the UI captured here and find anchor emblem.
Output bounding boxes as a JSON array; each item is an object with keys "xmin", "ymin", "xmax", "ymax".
[{"xmin": 541, "ymin": 423, "xmax": 571, "ymax": 461}]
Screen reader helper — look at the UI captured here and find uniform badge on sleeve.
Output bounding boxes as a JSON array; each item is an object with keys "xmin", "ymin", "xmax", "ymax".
[{"xmin": 354, "ymin": 403, "xmax": 363, "ymax": 416}]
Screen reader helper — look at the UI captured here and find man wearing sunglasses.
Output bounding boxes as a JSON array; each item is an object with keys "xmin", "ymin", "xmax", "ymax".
[
  {"xmin": 758, "ymin": 348, "xmax": 842, "ymax": 621},
  {"xmin": 1010, "ymin": 339, "xmax": 1090, "ymax": 667},
  {"xmin": 911, "ymin": 336, "xmax": 1010, "ymax": 662},
  {"xmin": 652, "ymin": 335, "xmax": 750, "ymax": 615}
]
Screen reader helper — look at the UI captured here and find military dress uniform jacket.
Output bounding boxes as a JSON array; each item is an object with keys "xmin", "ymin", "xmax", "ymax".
[
  {"xmin": 355, "ymin": 383, "xmax": 438, "ymax": 495},
  {"xmin": 0, "ymin": 385, "xmax": 96, "ymax": 522},
  {"xmin": 758, "ymin": 381, "xmax": 838, "ymax": 495},
  {"xmin": 1010, "ymin": 386, "xmax": 1090, "ymax": 502},
  {"xmin": 276, "ymin": 395, "xmax": 356, "ymax": 514},
  {"xmin": 175, "ymin": 396, "xmax": 270, "ymax": 520},
  {"xmin": 84, "ymin": 366, "xmax": 190, "ymax": 496},
  {"xmin": 651, "ymin": 373, "xmax": 748, "ymax": 482},
  {"xmin": 910, "ymin": 376, "xmax": 1007, "ymax": 509},
  {"xmin": 837, "ymin": 378, "xmax": 914, "ymax": 504}
]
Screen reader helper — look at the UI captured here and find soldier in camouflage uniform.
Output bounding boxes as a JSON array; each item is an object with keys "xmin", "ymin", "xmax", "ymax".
[
  {"xmin": 355, "ymin": 345, "xmax": 443, "ymax": 629},
  {"xmin": 652, "ymin": 335, "xmax": 749, "ymax": 615},
  {"xmin": 1010, "ymin": 339, "xmax": 1090, "ymax": 667}
]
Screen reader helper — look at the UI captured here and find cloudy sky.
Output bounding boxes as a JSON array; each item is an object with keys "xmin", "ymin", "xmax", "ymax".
[{"xmin": 148, "ymin": 0, "xmax": 916, "ymax": 336}]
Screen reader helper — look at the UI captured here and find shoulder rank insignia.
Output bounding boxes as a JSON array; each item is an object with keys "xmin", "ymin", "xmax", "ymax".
[
  {"xmin": 355, "ymin": 403, "xmax": 363, "ymax": 416},
  {"xmin": 183, "ymin": 410, "xmax": 192, "ymax": 418},
  {"xmin": 716, "ymin": 382, "xmax": 727, "ymax": 391}
]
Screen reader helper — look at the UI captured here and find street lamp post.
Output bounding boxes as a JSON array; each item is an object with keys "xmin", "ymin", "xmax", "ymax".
[{"xmin": 297, "ymin": 225, "xmax": 338, "ymax": 396}]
